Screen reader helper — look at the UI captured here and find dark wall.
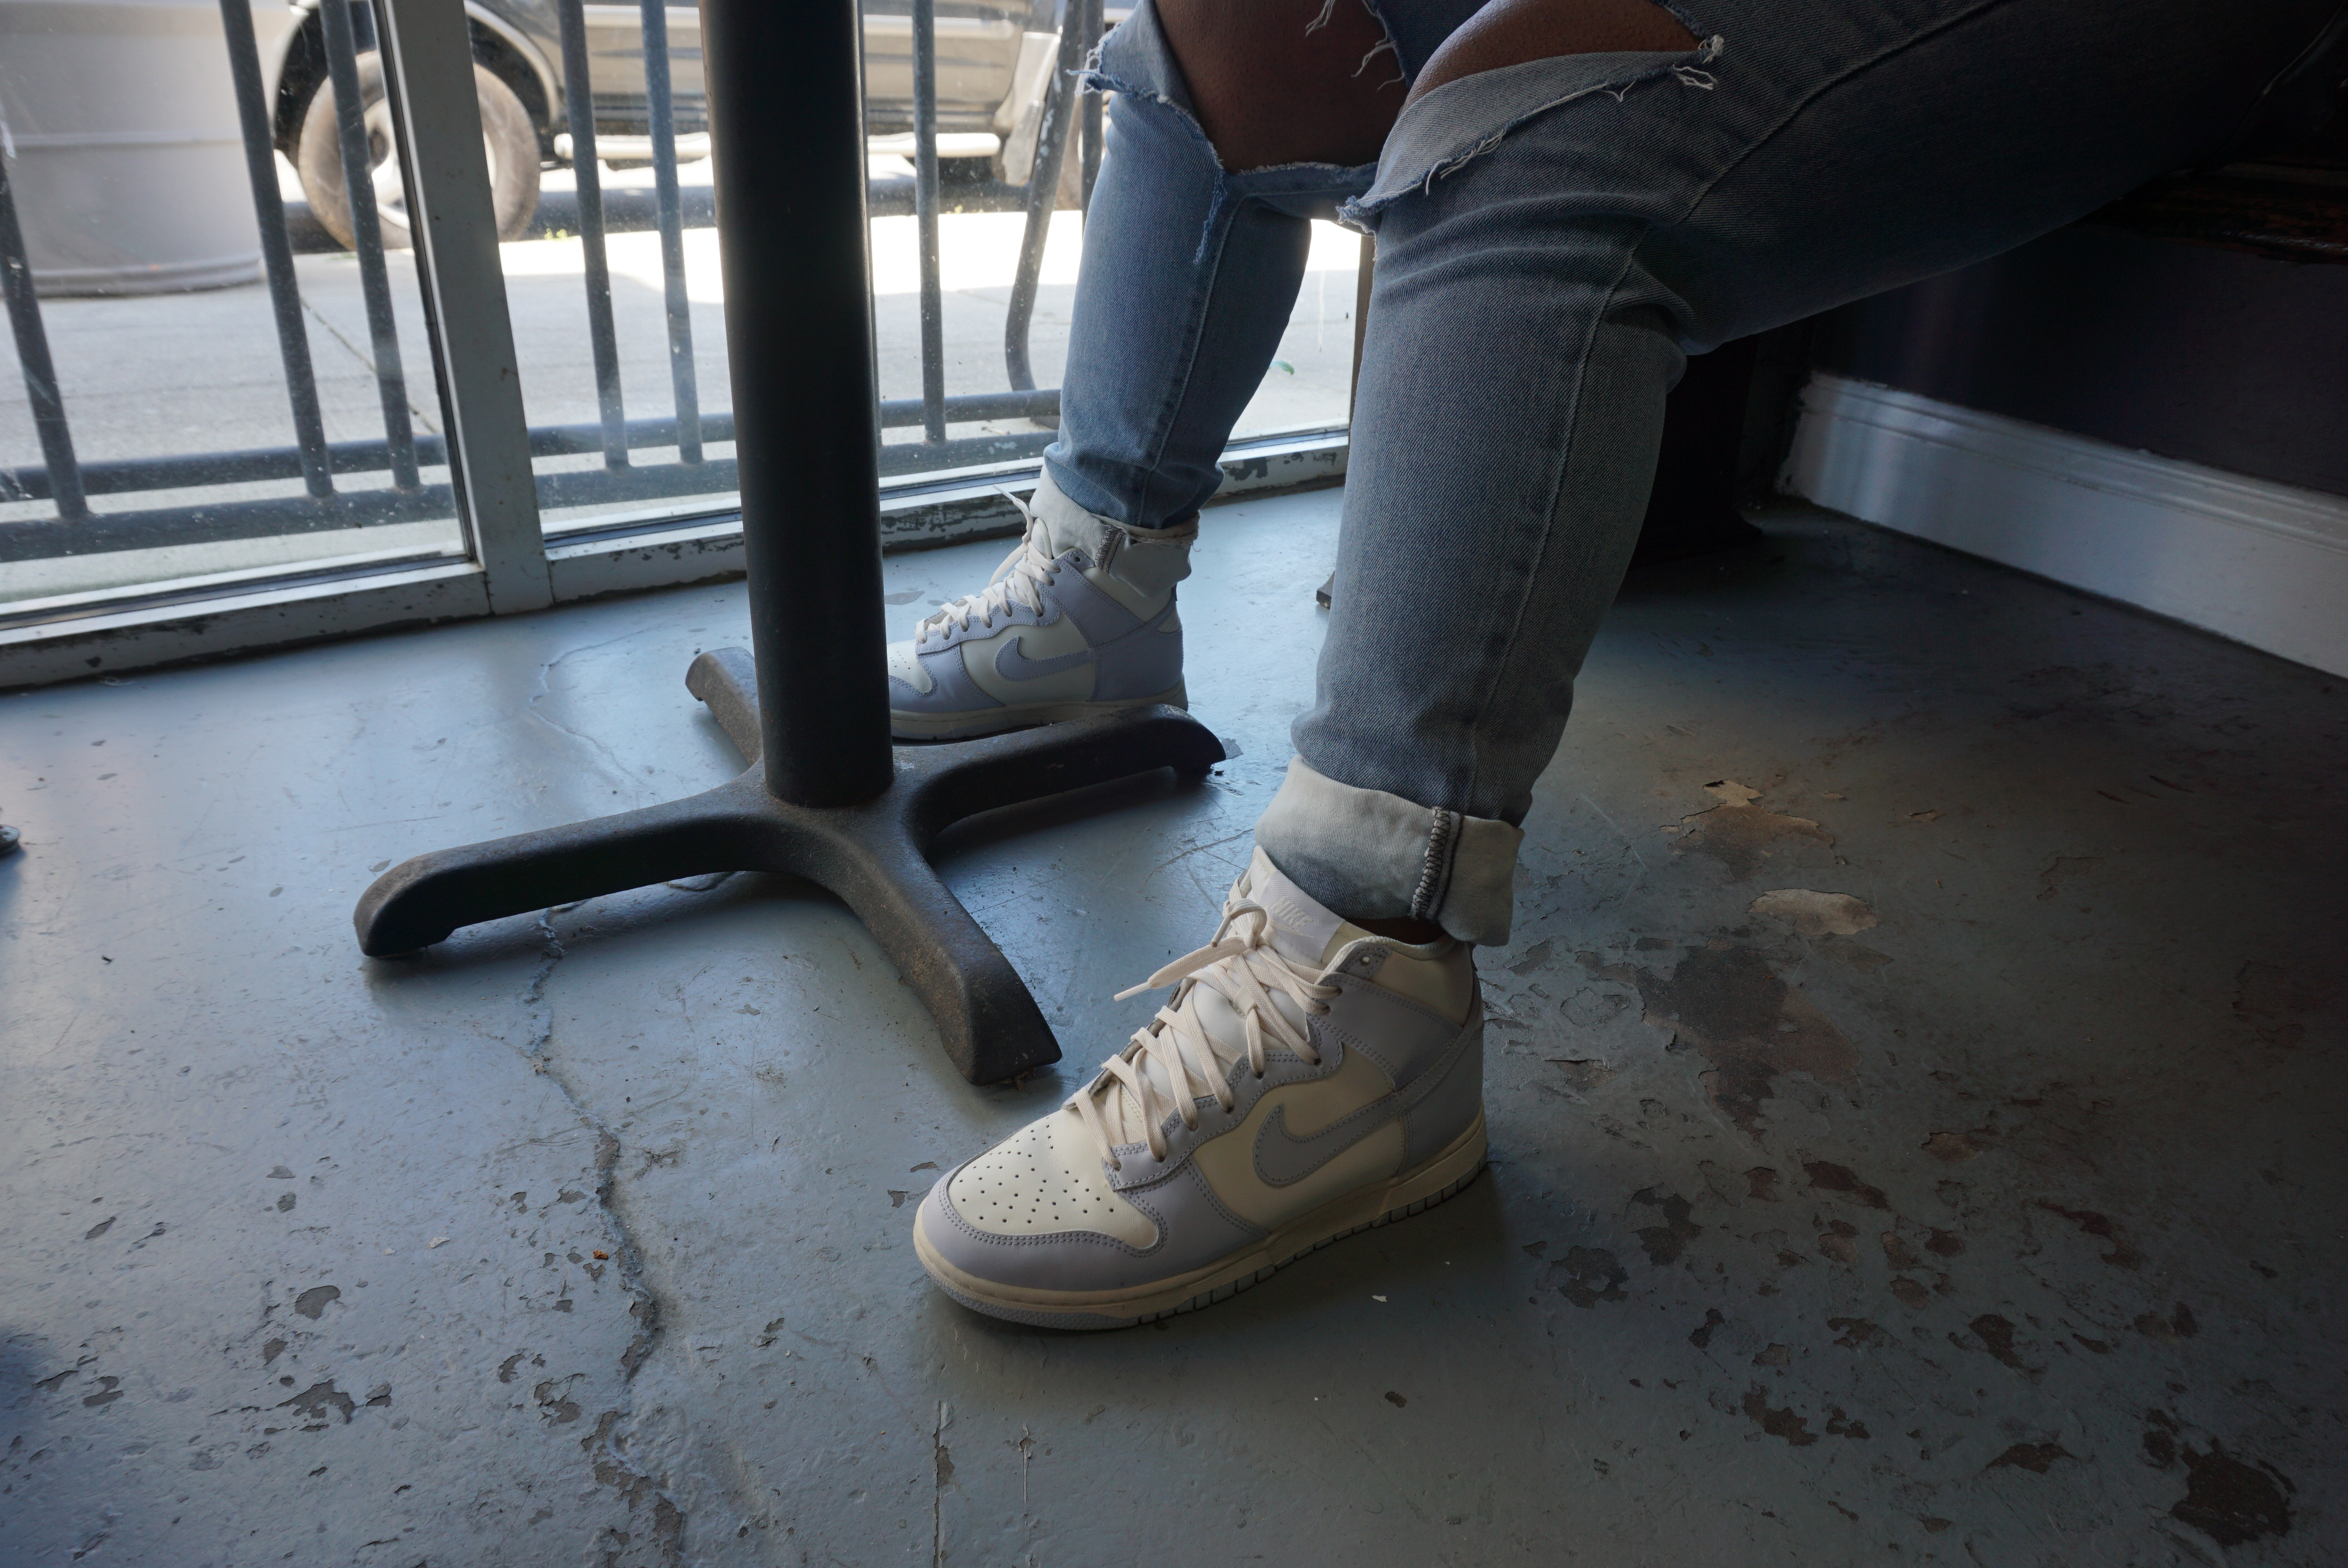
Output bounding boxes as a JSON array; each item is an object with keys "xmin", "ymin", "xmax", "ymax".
[{"xmin": 1810, "ymin": 225, "xmax": 2348, "ymax": 499}]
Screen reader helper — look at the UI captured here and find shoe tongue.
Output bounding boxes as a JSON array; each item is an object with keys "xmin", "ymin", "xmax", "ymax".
[
  {"xmin": 1244, "ymin": 848, "xmax": 1356, "ymax": 968},
  {"xmin": 1031, "ymin": 494, "xmax": 1106, "ymax": 570},
  {"xmin": 1091, "ymin": 853, "xmax": 1367, "ymax": 1148}
]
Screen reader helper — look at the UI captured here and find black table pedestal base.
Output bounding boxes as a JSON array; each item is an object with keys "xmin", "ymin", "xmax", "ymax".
[{"xmin": 353, "ymin": 646, "xmax": 1226, "ymax": 1084}]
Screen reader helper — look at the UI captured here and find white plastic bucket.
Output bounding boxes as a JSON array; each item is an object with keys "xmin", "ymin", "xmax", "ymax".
[{"xmin": 0, "ymin": 0, "xmax": 292, "ymax": 296}]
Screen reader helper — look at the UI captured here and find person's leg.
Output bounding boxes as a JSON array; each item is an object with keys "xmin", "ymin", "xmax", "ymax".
[
  {"xmin": 887, "ymin": 0, "xmax": 1474, "ymax": 740},
  {"xmin": 1044, "ymin": 0, "xmax": 1683, "ymax": 528},
  {"xmin": 912, "ymin": 0, "xmax": 2345, "ymax": 1329},
  {"xmin": 1263, "ymin": 0, "xmax": 2348, "ymax": 947},
  {"xmin": 1044, "ymin": 0, "xmax": 1465, "ymax": 530}
]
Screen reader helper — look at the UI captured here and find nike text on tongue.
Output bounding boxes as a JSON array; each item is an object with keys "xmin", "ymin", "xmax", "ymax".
[{"xmin": 1245, "ymin": 857, "xmax": 1345, "ymax": 966}]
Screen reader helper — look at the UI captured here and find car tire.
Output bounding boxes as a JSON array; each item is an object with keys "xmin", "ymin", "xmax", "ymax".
[{"xmin": 296, "ymin": 55, "xmax": 540, "ymax": 250}]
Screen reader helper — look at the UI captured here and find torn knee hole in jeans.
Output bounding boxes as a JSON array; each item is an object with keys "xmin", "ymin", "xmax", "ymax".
[
  {"xmin": 1082, "ymin": 49, "xmax": 1389, "ymax": 266},
  {"xmin": 1338, "ymin": 32, "xmax": 1725, "ymax": 229}
]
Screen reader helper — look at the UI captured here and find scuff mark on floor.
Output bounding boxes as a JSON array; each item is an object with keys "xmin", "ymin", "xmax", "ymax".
[
  {"xmin": 1740, "ymin": 1385, "xmax": 1817, "ymax": 1446},
  {"xmin": 2170, "ymin": 1440, "xmax": 2293, "ymax": 1546},
  {"xmin": 1668, "ymin": 782, "xmax": 1832, "ymax": 881},
  {"xmin": 1551, "ymin": 1247, "xmax": 1628, "ymax": 1307},
  {"xmin": 1748, "ymin": 888, "xmax": 1876, "ymax": 937},
  {"xmin": 2035, "ymin": 855, "xmax": 2102, "ymax": 902},
  {"xmin": 1631, "ymin": 1190, "xmax": 1701, "ymax": 1265},
  {"xmin": 1985, "ymin": 1441, "xmax": 2075, "ymax": 1473},
  {"xmin": 1624, "ymin": 941, "xmax": 1857, "ymax": 1136},
  {"xmin": 2232, "ymin": 960, "xmax": 2313, "ymax": 1048},
  {"xmin": 2035, "ymin": 1199, "xmax": 2144, "ymax": 1270}
]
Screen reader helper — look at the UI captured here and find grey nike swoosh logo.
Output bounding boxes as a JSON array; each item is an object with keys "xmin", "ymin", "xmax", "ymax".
[
  {"xmin": 1252, "ymin": 1016, "xmax": 1476, "ymax": 1187},
  {"xmin": 994, "ymin": 633, "xmax": 1095, "ymax": 682}
]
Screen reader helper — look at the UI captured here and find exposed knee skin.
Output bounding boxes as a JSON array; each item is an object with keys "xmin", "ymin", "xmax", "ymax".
[
  {"xmin": 1156, "ymin": 0, "xmax": 1701, "ymax": 172},
  {"xmin": 1155, "ymin": 0, "xmax": 1408, "ymax": 171},
  {"xmin": 1407, "ymin": 0, "xmax": 1700, "ymax": 107}
]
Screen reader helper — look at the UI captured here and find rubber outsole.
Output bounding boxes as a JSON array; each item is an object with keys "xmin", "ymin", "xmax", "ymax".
[
  {"xmin": 916, "ymin": 1112, "xmax": 1487, "ymax": 1330},
  {"xmin": 888, "ymin": 683, "xmax": 1188, "ymax": 741}
]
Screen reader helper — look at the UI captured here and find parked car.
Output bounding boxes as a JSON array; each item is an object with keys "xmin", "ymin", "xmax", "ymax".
[{"xmin": 266, "ymin": 0, "xmax": 1073, "ymax": 249}]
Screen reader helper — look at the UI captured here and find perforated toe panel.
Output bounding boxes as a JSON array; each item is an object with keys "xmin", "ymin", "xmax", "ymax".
[
  {"xmin": 948, "ymin": 1112, "xmax": 1156, "ymax": 1247},
  {"xmin": 885, "ymin": 640, "xmax": 931, "ymax": 694}
]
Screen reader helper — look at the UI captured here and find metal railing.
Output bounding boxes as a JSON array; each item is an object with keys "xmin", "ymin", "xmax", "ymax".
[{"xmin": 0, "ymin": 0, "xmax": 1103, "ymax": 565}]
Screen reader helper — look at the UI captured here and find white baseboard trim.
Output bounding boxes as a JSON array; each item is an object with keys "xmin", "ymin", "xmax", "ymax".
[{"xmin": 1784, "ymin": 372, "xmax": 2348, "ymax": 678}]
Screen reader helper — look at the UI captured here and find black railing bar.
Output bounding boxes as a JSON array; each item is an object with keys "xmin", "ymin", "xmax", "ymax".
[
  {"xmin": 320, "ymin": 0, "xmax": 422, "ymax": 491},
  {"xmin": 0, "ymin": 149, "xmax": 86, "ymax": 518},
  {"xmin": 1079, "ymin": 0, "xmax": 1103, "ymax": 213},
  {"xmin": 4, "ymin": 435, "xmax": 452, "ymax": 499},
  {"xmin": 2, "ymin": 434, "xmax": 1063, "ymax": 563},
  {"xmin": 0, "ymin": 393, "xmax": 1065, "ymax": 503},
  {"xmin": 554, "ymin": 0, "xmax": 630, "ymax": 470},
  {"xmin": 0, "ymin": 483, "xmax": 459, "ymax": 564},
  {"xmin": 641, "ymin": 0, "xmax": 701, "ymax": 464},
  {"xmin": 217, "ymin": 0, "xmax": 336, "ymax": 501},
  {"xmin": 1005, "ymin": 13, "xmax": 1085, "ymax": 393},
  {"xmin": 912, "ymin": 0, "xmax": 949, "ymax": 444},
  {"xmin": 6, "ymin": 417, "xmax": 1341, "ymax": 577},
  {"xmin": 2, "ymin": 428, "xmax": 1063, "ymax": 561}
]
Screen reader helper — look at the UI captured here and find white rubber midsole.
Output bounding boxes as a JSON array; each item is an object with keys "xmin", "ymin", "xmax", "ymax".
[
  {"xmin": 916, "ymin": 1111, "xmax": 1488, "ymax": 1323},
  {"xmin": 889, "ymin": 683, "xmax": 1188, "ymax": 740}
]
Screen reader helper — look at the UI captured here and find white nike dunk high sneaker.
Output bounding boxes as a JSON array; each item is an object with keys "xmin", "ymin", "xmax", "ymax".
[
  {"xmin": 914, "ymin": 848, "xmax": 1487, "ymax": 1328},
  {"xmin": 887, "ymin": 472, "xmax": 1194, "ymax": 740}
]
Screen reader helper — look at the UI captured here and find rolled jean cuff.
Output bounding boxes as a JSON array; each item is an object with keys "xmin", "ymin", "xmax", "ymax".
[{"xmin": 1253, "ymin": 756, "xmax": 1523, "ymax": 947}]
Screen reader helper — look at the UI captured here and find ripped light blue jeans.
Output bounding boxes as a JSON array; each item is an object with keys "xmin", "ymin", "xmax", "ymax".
[{"xmin": 1046, "ymin": 0, "xmax": 2346, "ymax": 944}]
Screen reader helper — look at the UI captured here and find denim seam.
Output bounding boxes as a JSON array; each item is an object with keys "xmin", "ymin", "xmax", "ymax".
[
  {"xmin": 1074, "ymin": 69, "xmax": 1236, "ymax": 525},
  {"xmin": 1409, "ymin": 808, "xmax": 1457, "ymax": 922},
  {"xmin": 1450, "ymin": 255, "xmax": 1642, "ymax": 824},
  {"xmin": 1657, "ymin": 1, "xmax": 1708, "ymax": 39},
  {"xmin": 1144, "ymin": 197, "xmax": 1237, "ymax": 525},
  {"xmin": 1661, "ymin": 0, "xmax": 2015, "ymax": 245},
  {"xmin": 2219, "ymin": 2, "xmax": 2348, "ymax": 160}
]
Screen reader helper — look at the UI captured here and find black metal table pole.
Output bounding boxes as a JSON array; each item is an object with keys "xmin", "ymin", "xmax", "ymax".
[
  {"xmin": 352, "ymin": 0, "xmax": 1223, "ymax": 1085},
  {"xmin": 699, "ymin": 0, "xmax": 885, "ymax": 801}
]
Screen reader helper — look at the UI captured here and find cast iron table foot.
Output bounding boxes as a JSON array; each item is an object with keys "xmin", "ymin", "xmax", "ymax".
[{"xmin": 352, "ymin": 646, "xmax": 1225, "ymax": 1084}]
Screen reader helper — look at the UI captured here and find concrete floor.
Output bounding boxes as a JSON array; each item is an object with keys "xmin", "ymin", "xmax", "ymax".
[{"xmin": 2, "ymin": 489, "xmax": 2341, "ymax": 1566}]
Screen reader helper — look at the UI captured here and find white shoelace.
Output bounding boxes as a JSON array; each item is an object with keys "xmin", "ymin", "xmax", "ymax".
[
  {"xmin": 1069, "ymin": 888, "xmax": 1341, "ymax": 1168},
  {"xmin": 914, "ymin": 499, "xmax": 1061, "ymax": 646}
]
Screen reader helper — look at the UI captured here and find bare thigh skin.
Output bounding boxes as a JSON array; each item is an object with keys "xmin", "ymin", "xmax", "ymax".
[{"xmin": 1155, "ymin": 0, "xmax": 1702, "ymax": 171}]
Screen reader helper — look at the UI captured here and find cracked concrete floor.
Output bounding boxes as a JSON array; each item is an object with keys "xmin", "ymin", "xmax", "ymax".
[{"xmin": 2, "ymin": 489, "xmax": 2342, "ymax": 1566}]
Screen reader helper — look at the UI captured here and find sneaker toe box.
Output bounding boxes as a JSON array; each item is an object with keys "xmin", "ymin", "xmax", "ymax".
[
  {"xmin": 915, "ymin": 1112, "xmax": 1162, "ymax": 1294},
  {"xmin": 884, "ymin": 639, "xmax": 934, "ymax": 699}
]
